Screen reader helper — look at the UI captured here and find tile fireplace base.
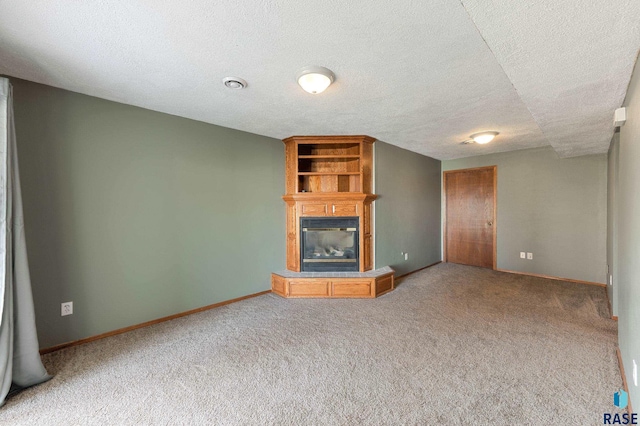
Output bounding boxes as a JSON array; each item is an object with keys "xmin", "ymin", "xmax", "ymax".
[{"xmin": 271, "ymin": 266, "xmax": 394, "ymax": 298}]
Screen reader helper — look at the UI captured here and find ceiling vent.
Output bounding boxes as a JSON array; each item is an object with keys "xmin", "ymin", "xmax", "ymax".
[{"xmin": 223, "ymin": 77, "xmax": 247, "ymax": 89}]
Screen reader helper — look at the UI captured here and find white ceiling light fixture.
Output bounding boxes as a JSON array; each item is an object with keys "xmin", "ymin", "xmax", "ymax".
[
  {"xmin": 296, "ymin": 66, "xmax": 335, "ymax": 94},
  {"xmin": 470, "ymin": 131, "xmax": 499, "ymax": 144},
  {"xmin": 223, "ymin": 77, "xmax": 247, "ymax": 89}
]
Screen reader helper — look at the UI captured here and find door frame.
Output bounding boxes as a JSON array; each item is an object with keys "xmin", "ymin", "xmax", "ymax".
[{"xmin": 443, "ymin": 165, "xmax": 497, "ymax": 270}]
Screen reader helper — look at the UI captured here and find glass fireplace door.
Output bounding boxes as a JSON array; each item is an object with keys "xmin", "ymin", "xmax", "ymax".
[{"xmin": 300, "ymin": 217, "xmax": 359, "ymax": 272}]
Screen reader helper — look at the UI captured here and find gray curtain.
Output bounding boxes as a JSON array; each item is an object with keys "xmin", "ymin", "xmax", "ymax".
[{"xmin": 0, "ymin": 77, "xmax": 50, "ymax": 406}]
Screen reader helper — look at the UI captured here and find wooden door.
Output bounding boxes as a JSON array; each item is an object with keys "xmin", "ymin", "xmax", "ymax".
[{"xmin": 444, "ymin": 166, "xmax": 496, "ymax": 269}]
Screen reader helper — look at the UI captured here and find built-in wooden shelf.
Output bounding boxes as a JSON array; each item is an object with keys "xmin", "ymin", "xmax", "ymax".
[
  {"xmin": 286, "ymin": 135, "xmax": 373, "ymax": 195},
  {"xmin": 297, "ymin": 172, "xmax": 361, "ymax": 176},
  {"xmin": 298, "ymin": 155, "xmax": 361, "ymax": 159}
]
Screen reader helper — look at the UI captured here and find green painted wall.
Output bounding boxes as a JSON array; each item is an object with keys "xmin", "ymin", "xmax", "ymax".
[
  {"xmin": 10, "ymin": 78, "xmax": 285, "ymax": 349},
  {"xmin": 607, "ymin": 133, "xmax": 619, "ymax": 317},
  {"xmin": 443, "ymin": 146, "xmax": 607, "ymax": 284},
  {"xmin": 615, "ymin": 56, "xmax": 640, "ymax": 409},
  {"xmin": 374, "ymin": 142, "xmax": 441, "ymax": 276}
]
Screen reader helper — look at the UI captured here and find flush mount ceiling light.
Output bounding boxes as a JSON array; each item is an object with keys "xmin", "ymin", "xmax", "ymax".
[
  {"xmin": 461, "ymin": 131, "xmax": 500, "ymax": 145},
  {"xmin": 296, "ymin": 66, "xmax": 335, "ymax": 94},
  {"xmin": 223, "ymin": 77, "xmax": 247, "ymax": 89},
  {"xmin": 470, "ymin": 131, "xmax": 499, "ymax": 144}
]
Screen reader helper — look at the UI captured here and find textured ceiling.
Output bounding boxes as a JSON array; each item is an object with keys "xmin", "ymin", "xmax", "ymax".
[{"xmin": 1, "ymin": 0, "xmax": 639, "ymax": 160}]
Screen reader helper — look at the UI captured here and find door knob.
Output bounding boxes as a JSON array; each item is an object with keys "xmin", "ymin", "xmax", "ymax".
[{"xmin": 487, "ymin": 220, "xmax": 493, "ymax": 226}]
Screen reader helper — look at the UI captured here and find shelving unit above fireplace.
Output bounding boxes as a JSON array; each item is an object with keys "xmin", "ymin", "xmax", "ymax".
[
  {"xmin": 297, "ymin": 142, "xmax": 360, "ymax": 194},
  {"xmin": 284, "ymin": 136, "xmax": 374, "ymax": 195}
]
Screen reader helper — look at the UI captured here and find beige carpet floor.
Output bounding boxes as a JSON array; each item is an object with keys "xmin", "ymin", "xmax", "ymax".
[{"xmin": 0, "ymin": 263, "xmax": 623, "ymax": 425}]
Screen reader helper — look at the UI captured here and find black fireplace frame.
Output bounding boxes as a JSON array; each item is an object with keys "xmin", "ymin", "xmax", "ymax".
[{"xmin": 300, "ymin": 217, "xmax": 359, "ymax": 272}]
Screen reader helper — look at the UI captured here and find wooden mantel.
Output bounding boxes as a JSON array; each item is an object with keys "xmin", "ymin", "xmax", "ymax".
[{"xmin": 273, "ymin": 135, "xmax": 394, "ymax": 298}]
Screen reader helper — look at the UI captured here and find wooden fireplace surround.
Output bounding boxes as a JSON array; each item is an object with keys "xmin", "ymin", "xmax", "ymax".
[{"xmin": 271, "ymin": 135, "xmax": 394, "ymax": 298}]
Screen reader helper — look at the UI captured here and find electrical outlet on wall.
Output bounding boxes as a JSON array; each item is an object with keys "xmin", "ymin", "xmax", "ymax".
[
  {"xmin": 609, "ymin": 275, "xmax": 613, "ymax": 286},
  {"xmin": 61, "ymin": 301, "xmax": 73, "ymax": 316},
  {"xmin": 527, "ymin": 252, "xmax": 533, "ymax": 260},
  {"xmin": 520, "ymin": 252, "xmax": 526, "ymax": 259}
]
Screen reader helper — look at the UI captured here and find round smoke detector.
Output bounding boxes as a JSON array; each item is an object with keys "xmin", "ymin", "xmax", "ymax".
[{"xmin": 223, "ymin": 77, "xmax": 247, "ymax": 89}]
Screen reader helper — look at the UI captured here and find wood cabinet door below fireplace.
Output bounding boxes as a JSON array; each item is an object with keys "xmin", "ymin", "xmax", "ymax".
[{"xmin": 289, "ymin": 280, "xmax": 330, "ymax": 297}]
